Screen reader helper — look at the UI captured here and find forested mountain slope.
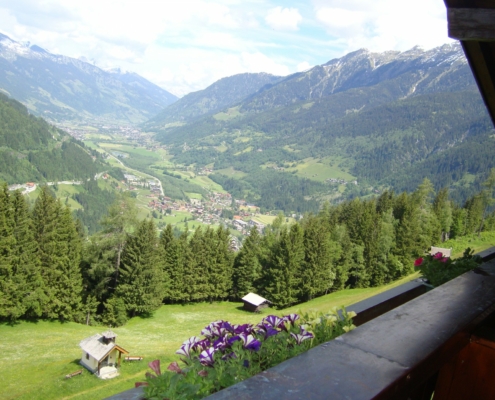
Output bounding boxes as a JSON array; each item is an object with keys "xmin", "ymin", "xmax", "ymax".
[
  {"xmin": 0, "ymin": 93, "xmax": 105, "ymax": 184},
  {"xmin": 144, "ymin": 72, "xmax": 282, "ymax": 129},
  {"xmin": 152, "ymin": 44, "xmax": 494, "ymax": 207},
  {"xmin": 0, "ymin": 33, "xmax": 177, "ymax": 123}
]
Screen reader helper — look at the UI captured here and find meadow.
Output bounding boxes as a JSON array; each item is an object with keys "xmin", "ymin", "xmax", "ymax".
[{"xmin": 0, "ymin": 274, "xmax": 418, "ymax": 400}]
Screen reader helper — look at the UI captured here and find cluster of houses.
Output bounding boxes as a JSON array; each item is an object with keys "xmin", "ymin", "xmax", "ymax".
[
  {"xmin": 232, "ymin": 218, "xmax": 265, "ymax": 234},
  {"xmin": 326, "ymin": 178, "xmax": 358, "ymax": 185},
  {"xmin": 8, "ymin": 182, "xmax": 37, "ymax": 194}
]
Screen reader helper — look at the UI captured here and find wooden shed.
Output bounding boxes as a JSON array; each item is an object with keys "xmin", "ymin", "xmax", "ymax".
[
  {"xmin": 242, "ymin": 292, "xmax": 271, "ymax": 312},
  {"xmin": 79, "ymin": 330, "xmax": 129, "ymax": 379}
]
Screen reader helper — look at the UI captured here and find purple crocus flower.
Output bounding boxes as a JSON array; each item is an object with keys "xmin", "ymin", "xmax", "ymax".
[{"xmin": 199, "ymin": 347, "xmax": 216, "ymax": 366}]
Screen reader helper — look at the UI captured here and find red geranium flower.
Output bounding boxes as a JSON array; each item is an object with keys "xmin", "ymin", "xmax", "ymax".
[
  {"xmin": 440, "ymin": 257, "xmax": 449, "ymax": 263},
  {"xmin": 414, "ymin": 257, "xmax": 424, "ymax": 267},
  {"xmin": 433, "ymin": 252, "xmax": 443, "ymax": 260}
]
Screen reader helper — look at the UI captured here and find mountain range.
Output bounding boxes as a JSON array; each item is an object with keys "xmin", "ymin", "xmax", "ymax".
[
  {"xmin": 150, "ymin": 43, "xmax": 494, "ymax": 207},
  {"xmin": 0, "ymin": 33, "xmax": 177, "ymax": 124}
]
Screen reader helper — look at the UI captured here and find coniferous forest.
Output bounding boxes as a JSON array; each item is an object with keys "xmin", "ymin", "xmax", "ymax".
[{"xmin": 2, "ymin": 173, "xmax": 495, "ymax": 326}]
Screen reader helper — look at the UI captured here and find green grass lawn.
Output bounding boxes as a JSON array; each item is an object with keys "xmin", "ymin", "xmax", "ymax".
[
  {"xmin": 287, "ymin": 157, "xmax": 355, "ymax": 183},
  {"xmin": 0, "ymin": 273, "xmax": 419, "ymax": 400},
  {"xmin": 436, "ymin": 231, "xmax": 495, "ymax": 258}
]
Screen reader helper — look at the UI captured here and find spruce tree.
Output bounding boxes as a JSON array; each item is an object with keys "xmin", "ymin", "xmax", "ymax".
[
  {"xmin": 164, "ymin": 231, "xmax": 190, "ymax": 303},
  {"xmin": 233, "ymin": 227, "xmax": 262, "ymax": 298},
  {"xmin": 208, "ymin": 226, "xmax": 233, "ymax": 301},
  {"xmin": 0, "ymin": 183, "xmax": 16, "ymax": 320},
  {"xmin": 32, "ymin": 186, "xmax": 83, "ymax": 321},
  {"xmin": 265, "ymin": 224, "xmax": 304, "ymax": 308},
  {"xmin": 301, "ymin": 216, "xmax": 336, "ymax": 300},
  {"xmin": 116, "ymin": 219, "xmax": 163, "ymax": 317},
  {"xmin": 10, "ymin": 190, "xmax": 45, "ymax": 320}
]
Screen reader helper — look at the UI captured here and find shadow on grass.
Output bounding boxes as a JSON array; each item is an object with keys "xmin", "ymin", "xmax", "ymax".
[{"xmin": 137, "ymin": 312, "xmax": 154, "ymax": 320}]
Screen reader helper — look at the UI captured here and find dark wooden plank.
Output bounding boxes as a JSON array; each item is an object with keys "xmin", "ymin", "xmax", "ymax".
[
  {"xmin": 445, "ymin": 0, "xmax": 495, "ymax": 10},
  {"xmin": 448, "ymin": 8, "xmax": 495, "ymax": 40},
  {"xmin": 206, "ymin": 260, "xmax": 495, "ymax": 400},
  {"xmin": 461, "ymin": 41, "xmax": 495, "ymax": 126}
]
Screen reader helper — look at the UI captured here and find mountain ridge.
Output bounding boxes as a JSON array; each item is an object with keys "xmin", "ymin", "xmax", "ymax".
[{"xmin": 0, "ymin": 33, "xmax": 177, "ymax": 124}]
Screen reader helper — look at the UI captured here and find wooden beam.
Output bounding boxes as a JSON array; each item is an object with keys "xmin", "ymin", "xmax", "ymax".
[
  {"xmin": 462, "ymin": 41, "xmax": 495, "ymax": 126},
  {"xmin": 448, "ymin": 8, "xmax": 495, "ymax": 40}
]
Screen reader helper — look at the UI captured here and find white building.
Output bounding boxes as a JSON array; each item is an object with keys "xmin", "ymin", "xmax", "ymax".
[{"xmin": 79, "ymin": 331, "xmax": 129, "ymax": 379}]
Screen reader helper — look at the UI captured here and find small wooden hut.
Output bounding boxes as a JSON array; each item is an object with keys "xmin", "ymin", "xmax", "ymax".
[
  {"xmin": 430, "ymin": 246, "xmax": 453, "ymax": 257},
  {"xmin": 242, "ymin": 292, "xmax": 271, "ymax": 312},
  {"xmin": 79, "ymin": 330, "xmax": 129, "ymax": 379}
]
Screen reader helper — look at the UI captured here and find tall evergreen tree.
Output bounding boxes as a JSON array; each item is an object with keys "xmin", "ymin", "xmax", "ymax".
[
  {"xmin": 164, "ymin": 231, "xmax": 190, "ymax": 303},
  {"xmin": 233, "ymin": 227, "xmax": 262, "ymax": 298},
  {"xmin": 264, "ymin": 224, "xmax": 304, "ymax": 308},
  {"xmin": 32, "ymin": 186, "xmax": 83, "ymax": 321},
  {"xmin": 301, "ymin": 215, "xmax": 337, "ymax": 300},
  {"xmin": 116, "ymin": 219, "xmax": 164, "ymax": 317},
  {"xmin": 10, "ymin": 190, "xmax": 45, "ymax": 320},
  {"xmin": 433, "ymin": 188, "xmax": 453, "ymax": 242}
]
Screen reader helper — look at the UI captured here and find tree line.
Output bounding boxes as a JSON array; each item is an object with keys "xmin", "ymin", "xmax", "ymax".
[{"xmin": 1, "ymin": 174, "xmax": 495, "ymax": 325}]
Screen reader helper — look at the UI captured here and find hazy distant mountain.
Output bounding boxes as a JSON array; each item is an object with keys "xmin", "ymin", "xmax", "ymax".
[
  {"xmin": 0, "ymin": 33, "xmax": 177, "ymax": 124},
  {"xmin": 144, "ymin": 72, "xmax": 282, "ymax": 129}
]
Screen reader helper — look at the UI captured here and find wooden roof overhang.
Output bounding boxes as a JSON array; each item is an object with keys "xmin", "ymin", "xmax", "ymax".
[
  {"xmin": 445, "ymin": 0, "xmax": 495, "ymax": 126},
  {"xmin": 98, "ymin": 344, "xmax": 129, "ymax": 363}
]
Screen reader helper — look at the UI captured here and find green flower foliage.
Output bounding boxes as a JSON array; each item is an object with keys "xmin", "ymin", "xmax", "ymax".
[{"xmin": 414, "ymin": 248, "xmax": 482, "ymax": 287}]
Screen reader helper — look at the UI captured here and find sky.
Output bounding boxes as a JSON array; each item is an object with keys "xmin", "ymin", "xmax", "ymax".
[{"xmin": 0, "ymin": 0, "xmax": 453, "ymax": 97}]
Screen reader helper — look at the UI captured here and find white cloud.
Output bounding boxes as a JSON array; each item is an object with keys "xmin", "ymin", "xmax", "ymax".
[
  {"xmin": 297, "ymin": 61, "xmax": 311, "ymax": 72},
  {"xmin": 313, "ymin": 0, "xmax": 451, "ymax": 53},
  {"xmin": 0, "ymin": 0, "xmax": 454, "ymax": 97},
  {"xmin": 265, "ymin": 7, "xmax": 302, "ymax": 31}
]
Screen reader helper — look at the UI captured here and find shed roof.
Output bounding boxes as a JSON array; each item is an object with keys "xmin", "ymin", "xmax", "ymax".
[
  {"xmin": 79, "ymin": 333, "xmax": 128, "ymax": 362},
  {"xmin": 242, "ymin": 292, "xmax": 270, "ymax": 306}
]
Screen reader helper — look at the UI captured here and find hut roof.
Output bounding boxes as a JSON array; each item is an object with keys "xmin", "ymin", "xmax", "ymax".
[
  {"xmin": 101, "ymin": 330, "xmax": 117, "ymax": 339},
  {"xmin": 79, "ymin": 333, "xmax": 128, "ymax": 362},
  {"xmin": 242, "ymin": 292, "xmax": 270, "ymax": 306}
]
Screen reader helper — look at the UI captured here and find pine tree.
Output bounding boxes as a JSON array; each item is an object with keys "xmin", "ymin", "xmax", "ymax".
[
  {"xmin": 265, "ymin": 224, "xmax": 304, "ymax": 308},
  {"xmin": 0, "ymin": 183, "xmax": 16, "ymax": 320},
  {"xmin": 433, "ymin": 188, "xmax": 453, "ymax": 242},
  {"xmin": 233, "ymin": 227, "xmax": 262, "ymax": 298},
  {"xmin": 164, "ymin": 231, "xmax": 190, "ymax": 303},
  {"xmin": 10, "ymin": 190, "xmax": 44, "ymax": 320},
  {"xmin": 116, "ymin": 219, "xmax": 163, "ymax": 317},
  {"xmin": 32, "ymin": 186, "xmax": 83, "ymax": 321},
  {"xmin": 208, "ymin": 225, "xmax": 233, "ymax": 301},
  {"xmin": 301, "ymin": 216, "xmax": 336, "ymax": 300}
]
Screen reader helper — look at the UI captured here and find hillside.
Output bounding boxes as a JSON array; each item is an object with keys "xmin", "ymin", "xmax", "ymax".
[
  {"xmin": 151, "ymin": 44, "xmax": 494, "ymax": 208},
  {"xmin": 0, "ymin": 33, "xmax": 177, "ymax": 124},
  {"xmin": 144, "ymin": 72, "xmax": 282, "ymax": 129},
  {"xmin": 0, "ymin": 92, "xmax": 106, "ymax": 184}
]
